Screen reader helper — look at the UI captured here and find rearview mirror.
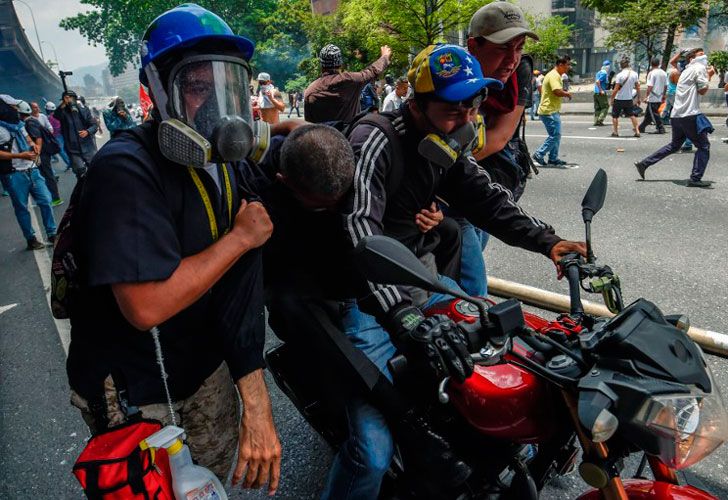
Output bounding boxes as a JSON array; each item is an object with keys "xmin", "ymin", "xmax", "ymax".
[
  {"xmin": 354, "ymin": 235, "xmax": 490, "ymax": 323},
  {"xmin": 354, "ymin": 236, "xmax": 444, "ymax": 293},
  {"xmin": 581, "ymin": 169, "xmax": 608, "ymax": 223}
]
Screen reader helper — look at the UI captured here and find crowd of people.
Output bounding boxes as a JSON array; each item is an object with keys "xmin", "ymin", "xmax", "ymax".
[{"xmin": 1, "ymin": 1, "xmax": 725, "ymax": 498}]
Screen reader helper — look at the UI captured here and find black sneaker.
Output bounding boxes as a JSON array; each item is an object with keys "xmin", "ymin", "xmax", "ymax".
[
  {"xmin": 548, "ymin": 159, "xmax": 567, "ymax": 166},
  {"xmin": 47, "ymin": 234, "xmax": 57, "ymax": 246},
  {"xmin": 634, "ymin": 162, "xmax": 647, "ymax": 180},
  {"xmin": 532, "ymin": 153, "xmax": 545, "ymax": 166},
  {"xmin": 396, "ymin": 411, "xmax": 472, "ymax": 490},
  {"xmin": 687, "ymin": 180, "xmax": 711, "ymax": 188},
  {"xmin": 26, "ymin": 238, "xmax": 44, "ymax": 250}
]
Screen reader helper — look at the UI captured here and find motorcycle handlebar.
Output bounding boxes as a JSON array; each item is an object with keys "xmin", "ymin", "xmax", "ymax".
[{"xmin": 562, "ymin": 254, "xmax": 585, "ymax": 316}]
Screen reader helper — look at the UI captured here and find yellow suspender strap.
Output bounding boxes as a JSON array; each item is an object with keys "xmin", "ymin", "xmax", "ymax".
[
  {"xmin": 221, "ymin": 164, "xmax": 233, "ymax": 231},
  {"xmin": 187, "ymin": 164, "xmax": 234, "ymax": 241}
]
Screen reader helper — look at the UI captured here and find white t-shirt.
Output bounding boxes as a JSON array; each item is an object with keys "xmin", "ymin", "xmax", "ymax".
[
  {"xmin": 671, "ymin": 60, "xmax": 709, "ymax": 119},
  {"xmin": 7, "ymin": 125, "xmax": 35, "ymax": 171},
  {"xmin": 646, "ymin": 68, "xmax": 667, "ymax": 103},
  {"xmin": 382, "ymin": 92, "xmax": 403, "ymax": 112},
  {"xmin": 614, "ymin": 69, "xmax": 639, "ymax": 100}
]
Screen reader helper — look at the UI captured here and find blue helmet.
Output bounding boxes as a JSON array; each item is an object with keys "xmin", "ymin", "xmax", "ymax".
[{"xmin": 139, "ymin": 3, "xmax": 254, "ymax": 85}]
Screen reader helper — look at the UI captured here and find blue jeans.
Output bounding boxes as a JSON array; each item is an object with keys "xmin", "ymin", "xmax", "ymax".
[
  {"xmin": 2, "ymin": 169, "xmax": 57, "ymax": 241},
  {"xmin": 55, "ymin": 135, "xmax": 71, "ymax": 167},
  {"xmin": 530, "ymin": 93, "xmax": 540, "ymax": 120},
  {"xmin": 641, "ymin": 115, "xmax": 709, "ymax": 182},
  {"xmin": 458, "ymin": 220, "xmax": 489, "ymax": 297},
  {"xmin": 535, "ymin": 113, "xmax": 562, "ymax": 162},
  {"xmin": 321, "ymin": 276, "xmax": 463, "ymax": 499}
]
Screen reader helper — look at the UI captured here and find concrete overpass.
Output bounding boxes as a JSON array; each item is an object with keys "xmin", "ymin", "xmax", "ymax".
[{"xmin": 0, "ymin": 0, "xmax": 63, "ymax": 102}]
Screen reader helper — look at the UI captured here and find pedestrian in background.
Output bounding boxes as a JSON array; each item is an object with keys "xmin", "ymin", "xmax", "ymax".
[
  {"xmin": 255, "ymin": 72, "xmax": 285, "ymax": 124},
  {"xmin": 533, "ymin": 55, "xmax": 572, "ymax": 167},
  {"xmin": 359, "ymin": 82, "xmax": 378, "ymax": 113},
  {"xmin": 0, "ymin": 95, "xmax": 56, "ymax": 250},
  {"xmin": 381, "ymin": 77, "xmax": 409, "ymax": 112},
  {"xmin": 531, "ymin": 70, "xmax": 541, "ymax": 120},
  {"xmin": 53, "ymin": 90, "xmax": 98, "ymax": 178},
  {"xmin": 635, "ymin": 48, "xmax": 715, "ymax": 187},
  {"xmin": 287, "ymin": 90, "xmax": 301, "ymax": 117},
  {"xmin": 639, "ymin": 58, "xmax": 667, "ymax": 134},
  {"xmin": 102, "ymin": 97, "xmax": 136, "ymax": 137},
  {"xmin": 593, "ymin": 60, "xmax": 611, "ymax": 126},
  {"xmin": 304, "ymin": 43, "xmax": 391, "ymax": 123},
  {"xmin": 19, "ymin": 101, "xmax": 63, "ymax": 206},
  {"xmin": 610, "ymin": 58, "xmax": 641, "ymax": 137},
  {"xmin": 45, "ymin": 102, "xmax": 71, "ymax": 170}
]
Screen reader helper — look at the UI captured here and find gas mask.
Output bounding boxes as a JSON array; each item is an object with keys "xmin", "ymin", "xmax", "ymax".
[
  {"xmin": 145, "ymin": 55, "xmax": 270, "ymax": 167},
  {"xmin": 418, "ymin": 113, "xmax": 485, "ymax": 169}
]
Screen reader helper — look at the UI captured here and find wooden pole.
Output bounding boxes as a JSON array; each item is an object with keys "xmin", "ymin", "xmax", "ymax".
[{"xmin": 487, "ymin": 277, "xmax": 728, "ymax": 358}]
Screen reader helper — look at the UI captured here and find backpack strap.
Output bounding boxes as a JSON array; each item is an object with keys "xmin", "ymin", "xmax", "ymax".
[{"xmin": 344, "ymin": 112, "xmax": 405, "ymax": 197}]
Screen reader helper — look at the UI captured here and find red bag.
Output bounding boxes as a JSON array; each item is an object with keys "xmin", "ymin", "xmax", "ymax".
[{"xmin": 73, "ymin": 419, "xmax": 174, "ymax": 500}]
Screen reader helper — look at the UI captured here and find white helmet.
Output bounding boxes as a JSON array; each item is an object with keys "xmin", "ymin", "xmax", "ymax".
[
  {"xmin": 17, "ymin": 100, "xmax": 32, "ymax": 115},
  {"xmin": 45, "ymin": 101, "xmax": 56, "ymax": 111}
]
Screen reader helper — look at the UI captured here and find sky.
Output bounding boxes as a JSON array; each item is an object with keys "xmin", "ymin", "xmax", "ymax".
[{"xmin": 13, "ymin": 0, "xmax": 108, "ymax": 71}]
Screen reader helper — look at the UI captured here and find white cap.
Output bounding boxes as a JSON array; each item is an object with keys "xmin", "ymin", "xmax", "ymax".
[
  {"xmin": 45, "ymin": 102, "xmax": 56, "ymax": 111},
  {"xmin": 17, "ymin": 100, "xmax": 32, "ymax": 115},
  {"xmin": 0, "ymin": 94, "xmax": 22, "ymax": 106},
  {"xmin": 257, "ymin": 72, "xmax": 271, "ymax": 82}
]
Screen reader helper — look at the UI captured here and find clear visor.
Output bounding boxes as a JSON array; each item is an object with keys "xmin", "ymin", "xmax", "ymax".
[{"xmin": 169, "ymin": 57, "xmax": 252, "ymax": 141}]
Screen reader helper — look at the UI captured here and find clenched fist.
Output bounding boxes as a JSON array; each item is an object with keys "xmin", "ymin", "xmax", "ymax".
[{"xmin": 232, "ymin": 200, "xmax": 273, "ymax": 251}]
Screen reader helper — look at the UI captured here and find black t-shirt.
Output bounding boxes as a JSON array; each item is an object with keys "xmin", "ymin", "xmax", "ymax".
[
  {"xmin": 241, "ymin": 135, "xmax": 358, "ymax": 299},
  {"xmin": 67, "ymin": 124, "xmax": 266, "ymax": 406}
]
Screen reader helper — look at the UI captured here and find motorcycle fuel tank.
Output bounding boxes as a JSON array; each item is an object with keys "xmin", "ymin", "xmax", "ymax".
[
  {"xmin": 447, "ymin": 358, "xmax": 555, "ymax": 443},
  {"xmin": 428, "ymin": 298, "xmax": 556, "ymax": 443}
]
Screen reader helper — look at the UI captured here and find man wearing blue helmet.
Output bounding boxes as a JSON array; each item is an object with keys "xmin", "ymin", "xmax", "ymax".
[{"xmin": 65, "ymin": 4, "xmax": 281, "ymax": 494}]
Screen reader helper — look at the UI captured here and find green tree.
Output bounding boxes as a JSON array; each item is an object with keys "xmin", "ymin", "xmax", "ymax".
[
  {"xmin": 523, "ymin": 14, "xmax": 573, "ymax": 67},
  {"xmin": 584, "ymin": 0, "xmax": 706, "ymax": 69},
  {"xmin": 60, "ymin": 0, "xmax": 277, "ymax": 76},
  {"xmin": 709, "ymin": 50, "xmax": 728, "ymax": 86},
  {"xmin": 339, "ymin": 0, "xmax": 486, "ymax": 66},
  {"xmin": 284, "ymin": 74, "xmax": 310, "ymax": 93}
]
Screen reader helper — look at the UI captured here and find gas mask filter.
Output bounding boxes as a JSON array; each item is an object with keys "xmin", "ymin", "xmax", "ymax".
[
  {"xmin": 146, "ymin": 55, "xmax": 270, "ymax": 168},
  {"xmin": 418, "ymin": 113, "xmax": 485, "ymax": 169}
]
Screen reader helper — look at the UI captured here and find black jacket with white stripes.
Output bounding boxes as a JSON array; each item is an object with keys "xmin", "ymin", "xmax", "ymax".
[{"xmin": 343, "ymin": 106, "xmax": 562, "ymax": 318}]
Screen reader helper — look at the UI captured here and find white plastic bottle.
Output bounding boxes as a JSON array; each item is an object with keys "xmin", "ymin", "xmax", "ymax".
[{"xmin": 142, "ymin": 425, "xmax": 228, "ymax": 500}]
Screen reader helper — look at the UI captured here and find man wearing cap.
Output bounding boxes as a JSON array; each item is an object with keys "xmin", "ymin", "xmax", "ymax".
[
  {"xmin": 254, "ymin": 72, "xmax": 285, "ymax": 124},
  {"xmin": 0, "ymin": 96, "xmax": 57, "ymax": 250},
  {"xmin": 340, "ymin": 43, "xmax": 586, "ymax": 496},
  {"xmin": 594, "ymin": 60, "xmax": 611, "ymax": 126},
  {"xmin": 459, "ymin": 1, "xmax": 540, "ymax": 297},
  {"xmin": 53, "ymin": 90, "xmax": 98, "ymax": 178},
  {"xmin": 304, "ymin": 43, "xmax": 392, "ymax": 123}
]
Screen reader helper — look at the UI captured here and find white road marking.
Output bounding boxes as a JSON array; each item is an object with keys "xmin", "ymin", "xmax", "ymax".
[
  {"xmin": 526, "ymin": 134, "xmax": 639, "ymax": 141},
  {"xmin": 0, "ymin": 303, "xmax": 18, "ymax": 315},
  {"xmin": 29, "ymin": 207, "xmax": 71, "ymax": 355}
]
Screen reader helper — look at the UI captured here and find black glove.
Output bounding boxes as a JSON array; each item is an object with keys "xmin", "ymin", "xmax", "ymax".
[{"xmin": 389, "ymin": 305, "xmax": 474, "ymax": 383}]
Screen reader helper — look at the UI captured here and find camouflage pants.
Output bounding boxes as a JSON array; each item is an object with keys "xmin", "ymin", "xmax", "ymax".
[{"xmin": 70, "ymin": 362, "xmax": 240, "ymax": 480}]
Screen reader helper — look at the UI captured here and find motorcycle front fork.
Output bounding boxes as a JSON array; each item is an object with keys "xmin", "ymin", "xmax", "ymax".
[{"xmin": 561, "ymin": 390, "xmax": 678, "ymax": 500}]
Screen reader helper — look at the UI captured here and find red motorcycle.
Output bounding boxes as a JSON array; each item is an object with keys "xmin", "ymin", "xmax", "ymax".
[{"xmin": 267, "ymin": 169, "xmax": 727, "ymax": 499}]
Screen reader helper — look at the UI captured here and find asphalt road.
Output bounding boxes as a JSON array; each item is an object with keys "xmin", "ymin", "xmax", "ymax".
[{"xmin": 1, "ymin": 116, "xmax": 727, "ymax": 499}]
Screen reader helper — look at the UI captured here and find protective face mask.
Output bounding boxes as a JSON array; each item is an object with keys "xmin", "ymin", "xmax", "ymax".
[
  {"xmin": 693, "ymin": 55, "xmax": 708, "ymax": 66},
  {"xmin": 417, "ymin": 114, "xmax": 485, "ymax": 169},
  {"xmin": 145, "ymin": 59, "xmax": 270, "ymax": 168}
]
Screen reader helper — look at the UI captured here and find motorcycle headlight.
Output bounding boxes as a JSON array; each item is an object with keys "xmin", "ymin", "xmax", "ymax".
[{"xmin": 632, "ymin": 368, "xmax": 728, "ymax": 469}]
